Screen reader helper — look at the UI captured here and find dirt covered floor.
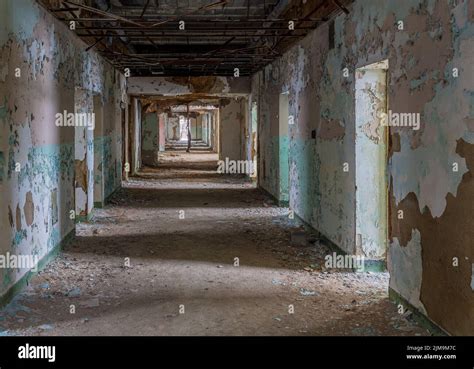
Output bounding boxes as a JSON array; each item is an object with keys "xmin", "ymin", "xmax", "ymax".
[{"xmin": 0, "ymin": 151, "xmax": 429, "ymax": 336}]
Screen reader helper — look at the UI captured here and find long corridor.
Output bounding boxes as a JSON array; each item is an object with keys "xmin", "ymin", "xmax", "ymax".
[{"xmin": 0, "ymin": 153, "xmax": 427, "ymax": 336}]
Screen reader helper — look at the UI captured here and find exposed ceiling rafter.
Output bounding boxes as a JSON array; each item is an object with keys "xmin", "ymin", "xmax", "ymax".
[{"xmin": 40, "ymin": 0, "xmax": 353, "ymax": 77}]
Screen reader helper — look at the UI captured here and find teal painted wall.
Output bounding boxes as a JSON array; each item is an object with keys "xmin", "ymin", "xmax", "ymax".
[
  {"xmin": 252, "ymin": 0, "xmax": 474, "ymax": 335},
  {"xmin": 141, "ymin": 112, "xmax": 158, "ymax": 166},
  {"xmin": 278, "ymin": 136, "xmax": 289, "ymax": 202},
  {"xmin": 0, "ymin": 0, "xmax": 126, "ymax": 299}
]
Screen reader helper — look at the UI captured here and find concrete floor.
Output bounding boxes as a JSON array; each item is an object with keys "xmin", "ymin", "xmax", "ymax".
[{"xmin": 0, "ymin": 151, "xmax": 429, "ymax": 336}]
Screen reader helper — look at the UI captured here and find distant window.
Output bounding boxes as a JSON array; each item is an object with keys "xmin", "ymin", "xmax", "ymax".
[{"xmin": 179, "ymin": 116, "xmax": 188, "ymax": 141}]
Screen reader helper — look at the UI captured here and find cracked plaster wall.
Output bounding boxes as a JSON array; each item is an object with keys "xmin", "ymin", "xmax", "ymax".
[
  {"xmin": 219, "ymin": 97, "xmax": 248, "ymax": 163},
  {"xmin": 0, "ymin": 0, "xmax": 127, "ymax": 297},
  {"xmin": 252, "ymin": 0, "xmax": 474, "ymax": 334},
  {"xmin": 142, "ymin": 112, "xmax": 159, "ymax": 166},
  {"xmin": 127, "ymin": 76, "xmax": 251, "ymax": 96}
]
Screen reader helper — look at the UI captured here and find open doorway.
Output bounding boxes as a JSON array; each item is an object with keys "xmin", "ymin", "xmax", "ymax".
[
  {"xmin": 121, "ymin": 105, "xmax": 126, "ymax": 180},
  {"xmin": 138, "ymin": 99, "xmax": 220, "ymax": 173},
  {"xmin": 355, "ymin": 60, "xmax": 389, "ymax": 269},
  {"xmin": 93, "ymin": 94, "xmax": 104, "ymax": 208},
  {"xmin": 74, "ymin": 87, "xmax": 94, "ymax": 221},
  {"xmin": 250, "ymin": 101, "xmax": 258, "ymax": 181},
  {"xmin": 278, "ymin": 92, "xmax": 290, "ymax": 206}
]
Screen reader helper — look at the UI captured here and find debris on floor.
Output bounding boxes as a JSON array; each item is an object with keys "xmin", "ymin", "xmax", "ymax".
[{"xmin": 0, "ymin": 157, "xmax": 429, "ymax": 336}]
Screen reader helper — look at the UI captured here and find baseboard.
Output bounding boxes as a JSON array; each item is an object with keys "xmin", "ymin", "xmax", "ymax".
[
  {"xmin": 104, "ymin": 186, "xmax": 121, "ymax": 205},
  {"xmin": 0, "ymin": 229, "xmax": 75, "ymax": 309},
  {"xmin": 77, "ymin": 186, "xmax": 120, "ymax": 221},
  {"xmin": 95, "ymin": 185, "xmax": 120, "ymax": 209},
  {"xmin": 258, "ymin": 186, "xmax": 347, "ymax": 255},
  {"xmin": 75, "ymin": 209, "xmax": 94, "ymax": 223},
  {"xmin": 75, "ymin": 215, "xmax": 87, "ymax": 223},
  {"xmin": 389, "ymin": 287, "xmax": 448, "ymax": 336},
  {"xmin": 258, "ymin": 186, "xmax": 289, "ymax": 207},
  {"xmin": 291, "ymin": 212, "xmax": 346, "ymax": 254},
  {"xmin": 362, "ymin": 259, "xmax": 387, "ymax": 273},
  {"xmin": 293, "ymin": 213, "xmax": 387, "ymax": 272},
  {"xmin": 279, "ymin": 199, "xmax": 289, "ymax": 207}
]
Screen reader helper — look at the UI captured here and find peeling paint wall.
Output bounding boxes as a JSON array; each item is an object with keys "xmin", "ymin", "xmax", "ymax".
[
  {"xmin": 142, "ymin": 112, "xmax": 159, "ymax": 166},
  {"xmin": 252, "ymin": 0, "xmax": 474, "ymax": 334},
  {"xmin": 128, "ymin": 76, "xmax": 251, "ymax": 96},
  {"xmin": 158, "ymin": 114, "xmax": 166, "ymax": 152},
  {"xmin": 355, "ymin": 65, "xmax": 388, "ymax": 260},
  {"xmin": 93, "ymin": 94, "xmax": 104, "ymax": 207},
  {"xmin": 219, "ymin": 97, "xmax": 248, "ymax": 162},
  {"xmin": 0, "ymin": 0, "xmax": 126, "ymax": 297},
  {"xmin": 166, "ymin": 116, "xmax": 180, "ymax": 141},
  {"xmin": 201, "ymin": 115, "xmax": 209, "ymax": 145},
  {"xmin": 74, "ymin": 87, "xmax": 93, "ymax": 218},
  {"xmin": 195, "ymin": 116, "xmax": 203, "ymax": 141}
]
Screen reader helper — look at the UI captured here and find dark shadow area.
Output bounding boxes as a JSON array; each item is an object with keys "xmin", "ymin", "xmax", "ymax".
[
  {"xmin": 67, "ymin": 230, "xmax": 298, "ymax": 270},
  {"xmin": 0, "ymin": 290, "xmax": 402, "ymax": 336},
  {"xmin": 108, "ymin": 187, "xmax": 267, "ymax": 209},
  {"xmin": 137, "ymin": 172, "xmax": 241, "ymax": 180},
  {"xmin": 142, "ymin": 161, "xmax": 218, "ymax": 170}
]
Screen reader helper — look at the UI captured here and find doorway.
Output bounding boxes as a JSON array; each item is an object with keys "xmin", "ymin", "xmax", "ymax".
[
  {"xmin": 93, "ymin": 94, "xmax": 104, "ymax": 207},
  {"xmin": 250, "ymin": 101, "xmax": 258, "ymax": 180},
  {"xmin": 278, "ymin": 92, "xmax": 290, "ymax": 206},
  {"xmin": 74, "ymin": 87, "xmax": 94, "ymax": 221},
  {"xmin": 355, "ymin": 60, "xmax": 389, "ymax": 267}
]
